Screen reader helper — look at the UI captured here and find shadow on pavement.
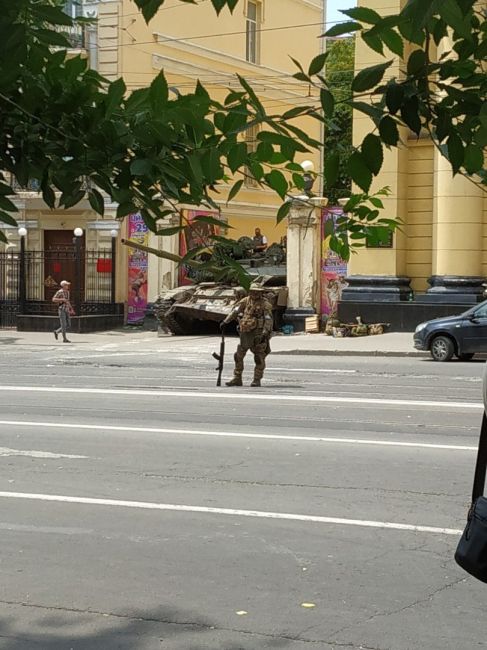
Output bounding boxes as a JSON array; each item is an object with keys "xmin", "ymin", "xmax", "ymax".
[{"xmin": 0, "ymin": 604, "xmax": 297, "ymax": 649}]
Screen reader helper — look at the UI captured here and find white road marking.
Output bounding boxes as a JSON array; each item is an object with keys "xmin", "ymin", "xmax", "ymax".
[
  {"xmin": 0, "ymin": 447, "xmax": 87, "ymax": 459},
  {"xmin": 0, "ymin": 385, "xmax": 482, "ymax": 410},
  {"xmin": 268, "ymin": 367, "xmax": 357, "ymax": 374},
  {"xmin": 0, "ymin": 491, "xmax": 462, "ymax": 536},
  {"xmin": 0, "ymin": 419, "xmax": 477, "ymax": 451}
]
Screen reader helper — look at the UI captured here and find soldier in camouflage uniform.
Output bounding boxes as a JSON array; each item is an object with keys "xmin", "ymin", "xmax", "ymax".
[{"xmin": 221, "ymin": 286, "xmax": 273, "ymax": 387}]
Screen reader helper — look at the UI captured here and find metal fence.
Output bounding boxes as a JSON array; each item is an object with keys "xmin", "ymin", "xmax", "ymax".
[
  {"xmin": 0, "ymin": 247, "xmax": 117, "ymax": 328},
  {"xmin": 0, "ymin": 250, "xmax": 20, "ymax": 328}
]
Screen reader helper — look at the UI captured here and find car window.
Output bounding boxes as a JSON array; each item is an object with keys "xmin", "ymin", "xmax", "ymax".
[{"xmin": 474, "ymin": 305, "xmax": 487, "ymax": 318}]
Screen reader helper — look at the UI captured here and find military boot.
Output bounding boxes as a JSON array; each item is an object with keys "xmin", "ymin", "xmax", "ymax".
[
  {"xmin": 225, "ymin": 376, "xmax": 243, "ymax": 387},
  {"xmin": 250, "ymin": 378, "xmax": 261, "ymax": 387}
]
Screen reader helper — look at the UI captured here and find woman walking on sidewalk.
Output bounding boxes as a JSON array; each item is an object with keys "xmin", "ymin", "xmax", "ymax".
[{"xmin": 52, "ymin": 280, "xmax": 74, "ymax": 343}]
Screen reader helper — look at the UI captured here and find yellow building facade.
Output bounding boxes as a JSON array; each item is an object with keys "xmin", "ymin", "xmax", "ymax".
[
  {"xmin": 97, "ymin": 0, "xmax": 324, "ymax": 299},
  {"xmin": 1, "ymin": 0, "xmax": 324, "ymax": 329},
  {"xmin": 342, "ymin": 0, "xmax": 487, "ymax": 312}
]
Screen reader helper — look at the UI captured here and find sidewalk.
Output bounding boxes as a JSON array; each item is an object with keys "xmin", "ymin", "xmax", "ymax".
[
  {"xmin": 271, "ymin": 331, "xmax": 423, "ymax": 357},
  {"xmin": 0, "ymin": 327, "xmax": 424, "ymax": 357}
]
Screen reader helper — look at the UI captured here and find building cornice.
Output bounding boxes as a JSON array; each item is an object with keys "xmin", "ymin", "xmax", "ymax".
[
  {"xmin": 152, "ymin": 52, "xmax": 316, "ymax": 104},
  {"xmin": 152, "ymin": 32, "xmax": 319, "ymax": 104}
]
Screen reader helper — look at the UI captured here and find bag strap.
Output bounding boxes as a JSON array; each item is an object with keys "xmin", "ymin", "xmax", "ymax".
[{"xmin": 472, "ymin": 413, "xmax": 487, "ymax": 502}]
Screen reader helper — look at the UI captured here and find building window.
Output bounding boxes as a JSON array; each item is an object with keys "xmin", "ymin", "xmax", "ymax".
[
  {"xmin": 64, "ymin": 0, "xmax": 82, "ymax": 18},
  {"xmin": 246, "ymin": 1, "xmax": 260, "ymax": 64},
  {"xmin": 244, "ymin": 124, "xmax": 260, "ymax": 188}
]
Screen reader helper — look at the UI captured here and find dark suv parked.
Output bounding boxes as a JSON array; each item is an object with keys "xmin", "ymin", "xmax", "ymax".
[{"xmin": 414, "ymin": 301, "xmax": 487, "ymax": 361}]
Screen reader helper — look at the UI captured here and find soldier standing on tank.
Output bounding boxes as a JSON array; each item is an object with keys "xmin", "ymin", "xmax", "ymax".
[{"xmin": 221, "ymin": 285, "xmax": 273, "ymax": 387}]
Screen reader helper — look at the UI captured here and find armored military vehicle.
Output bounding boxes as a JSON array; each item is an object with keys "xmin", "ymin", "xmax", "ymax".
[
  {"xmin": 153, "ymin": 236, "xmax": 287, "ymax": 335},
  {"xmin": 154, "ymin": 279, "xmax": 288, "ymax": 336}
]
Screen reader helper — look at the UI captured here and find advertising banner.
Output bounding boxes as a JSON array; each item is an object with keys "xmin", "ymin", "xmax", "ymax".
[
  {"xmin": 179, "ymin": 210, "xmax": 220, "ymax": 285},
  {"xmin": 321, "ymin": 208, "xmax": 348, "ymax": 317},
  {"xmin": 127, "ymin": 213, "xmax": 149, "ymax": 324}
]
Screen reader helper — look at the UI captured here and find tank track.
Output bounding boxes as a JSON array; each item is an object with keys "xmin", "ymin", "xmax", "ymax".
[{"xmin": 163, "ymin": 307, "xmax": 191, "ymax": 336}]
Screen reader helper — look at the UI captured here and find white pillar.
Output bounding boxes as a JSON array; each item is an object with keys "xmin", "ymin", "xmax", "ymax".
[
  {"xmin": 284, "ymin": 197, "xmax": 325, "ymax": 331},
  {"xmin": 158, "ymin": 214, "xmax": 181, "ymax": 292}
]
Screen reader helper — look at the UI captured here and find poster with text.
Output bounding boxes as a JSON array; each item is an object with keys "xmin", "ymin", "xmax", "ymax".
[
  {"xmin": 321, "ymin": 208, "xmax": 348, "ymax": 317},
  {"xmin": 127, "ymin": 213, "xmax": 149, "ymax": 324},
  {"xmin": 178, "ymin": 210, "xmax": 220, "ymax": 285}
]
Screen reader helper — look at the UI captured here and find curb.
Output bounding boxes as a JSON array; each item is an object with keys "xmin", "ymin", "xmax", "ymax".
[{"xmin": 272, "ymin": 349, "xmax": 428, "ymax": 358}]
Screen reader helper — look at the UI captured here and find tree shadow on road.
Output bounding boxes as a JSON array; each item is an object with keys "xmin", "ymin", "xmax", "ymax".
[{"xmin": 0, "ymin": 603, "xmax": 299, "ymax": 649}]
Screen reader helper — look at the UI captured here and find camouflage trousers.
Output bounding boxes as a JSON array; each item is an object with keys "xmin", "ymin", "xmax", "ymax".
[{"xmin": 233, "ymin": 331, "xmax": 271, "ymax": 381}]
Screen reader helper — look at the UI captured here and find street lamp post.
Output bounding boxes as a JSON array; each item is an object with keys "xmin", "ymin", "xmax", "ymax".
[
  {"xmin": 18, "ymin": 227, "xmax": 27, "ymax": 315},
  {"xmin": 110, "ymin": 229, "xmax": 117, "ymax": 305},
  {"xmin": 73, "ymin": 227, "xmax": 83, "ymax": 316}
]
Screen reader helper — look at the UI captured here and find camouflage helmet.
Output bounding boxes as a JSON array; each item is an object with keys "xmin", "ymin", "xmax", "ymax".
[{"xmin": 249, "ymin": 283, "xmax": 267, "ymax": 293}]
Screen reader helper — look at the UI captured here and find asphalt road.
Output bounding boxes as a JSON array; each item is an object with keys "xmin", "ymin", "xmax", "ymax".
[{"xmin": 0, "ymin": 333, "xmax": 486, "ymax": 649}]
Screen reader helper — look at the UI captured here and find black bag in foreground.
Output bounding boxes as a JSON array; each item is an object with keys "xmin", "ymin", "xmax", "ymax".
[{"xmin": 455, "ymin": 413, "xmax": 487, "ymax": 582}]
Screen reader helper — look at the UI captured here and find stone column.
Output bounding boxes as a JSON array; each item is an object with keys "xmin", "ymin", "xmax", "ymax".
[
  {"xmin": 158, "ymin": 213, "xmax": 181, "ymax": 292},
  {"xmin": 283, "ymin": 197, "xmax": 325, "ymax": 332},
  {"xmin": 426, "ymin": 34, "xmax": 485, "ymax": 303}
]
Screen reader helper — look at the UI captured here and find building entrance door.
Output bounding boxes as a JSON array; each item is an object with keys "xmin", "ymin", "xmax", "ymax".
[{"xmin": 43, "ymin": 230, "xmax": 85, "ymax": 303}]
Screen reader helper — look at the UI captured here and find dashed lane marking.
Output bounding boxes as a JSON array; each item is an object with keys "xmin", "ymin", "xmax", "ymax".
[
  {"xmin": 0, "ymin": 385, "xmax": 482, "ymax": 410},
  {"xmin": 0, "ymin": 491, "xmax": 463, "ymax": 536},
  {"xmin": 0, "ymin": 447, "xmax": 87, "ymax": 459},
  {"xmin": 0, "ymin": 420, "xmax": 477, "ymax": 451}
]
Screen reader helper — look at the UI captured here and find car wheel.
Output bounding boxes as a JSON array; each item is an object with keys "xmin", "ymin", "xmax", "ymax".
[
  {"xmin": 430, "ymin": 335, "xmax": 455, "ymax": 362},
  {"xmin": 457, "ymin": 353, "xmax": 474, "ymax": 361}
]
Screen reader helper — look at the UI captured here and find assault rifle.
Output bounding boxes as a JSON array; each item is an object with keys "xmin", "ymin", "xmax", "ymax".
[{"xmin": 212, "ymin": 328, "xmax": 225, "ymax": 387}]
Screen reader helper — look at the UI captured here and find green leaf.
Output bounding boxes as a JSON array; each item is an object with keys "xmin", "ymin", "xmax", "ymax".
[
  {"xmin": 117, "ymin": 202, "xmax": 138, "ymax": 219},
  {"xmin": 351, "ymin": 101, "xmax": 386, "ymax": 123},
  {"xmin": 227, "ymin": 179, "xmax": 244, "ymax": 203},
  {"xmin": 352, "ymin": 61, "xmax": 392, "ymax": 93},
  {"xmin": 193, "ymin": 215, "xmax": 230, "ymax": 228},
  {"xmin": 227, "ymin": 142, "xmax": 248, "ymax": 173},
  {"xmin": 380, "ymin": 28, "xmax": 404, "ymax": 57},
  {"xmin": 105, "ymin": 78, "xmax": 126, "ymax": 117},
  {"xmin": 0, "ymin": 210, "xmax": 18, "ymax": 227},
  {"xmin": 34, "ymin": 29, "xmax": 71, "ymax": 48},
  {"xmin": 361, "ymin": 134, "xmax": 383, "ymax": 175},
  {"xmin": 42, "ymin": 185, "xmax": 56, "ymax": 210},
  {"xmin": 324, "ymin": 152, "xmax": 340, "ymax": 188},
  {"xmin": 61, "ymin": 190, "xmax": 85, "ymax": 210},
  {"xmin": 150, "ymin": 72, "xmax": 168, "ymax": 113},
  {"xmin": 385, "ymin": 83, "xmax": 405, "ymax": 115},
  {"xmin": 0, "ymin": 195, "xmax": 18, "ymax": 213},
  {"xmin": 265, "ymin": 170, "xmax": 288, "ymax": 200},
  {"xmin": 324, "ymin": 22, "xmax": 362, "ymax": 38},
  {"xmin": 447, "ymin": 132, "xmax": 464, "ymax": 174},
  {"xmin": 88, "ymin": 189, "xmax": 105, "ymax": 216},
  {"xmin": 407, "ymin": 49, "xmax": 427, "ymax": 75},
  {"xmin": 320, "ymin": 88, "xmax": 335, "ymax": 119},
  {"xmin": 276, "ymin": 201, "xmax": 291, "ymax": 224},
  {"xmin": 347, "ymin": 151, "xmax": 373, "ymax": 193},
  {"xmin": 439, "ymin": 0, "xmax": 473, "ymax": 40},
  {"xmin": 400, "ymin": 97, "xmax": 421, "ymax": 135},
  {"xmin": 308, "ymin": 52, "xmax": 329, "ymax": 76},
  {"xmin": 369, "ymin": 197, "xmax": 384, "ymax": 209},
  {"xmin": 341, "ymin": 7, "xmax": 382, "ymax": 23},
  {"xmin": 31, "ymin": 5, "xmax": 73, "ymax": 25},
  {"xmin": 130, "ymin": 159, "xmax": 153, "ymax": 176},
  {"xmin": 379, "ymin": 116, "xmax": 400, "ymax": 146},
  {"xmin": 237, "ymin": 74, "xmax": 266, "ymax": 117},
  {"xmin": 156, "ymin": 225, "xmax": 184, "ymax": 236},
  {"xmin": 362, "ymin": 29, "xmax": 384, "ymax": 56}
]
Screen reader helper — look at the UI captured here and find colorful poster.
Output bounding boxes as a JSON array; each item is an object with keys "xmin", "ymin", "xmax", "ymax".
[
  {"xmin": 127, "ymin": 213, "xmax": 149, "ymax": 324},
  {"xmin": 321, "ymin": 208, "xmax": 348, "ymax": 317},
  {"xmin": 179, "ymin": 210, "xmax": 220, "ymax": 285}
]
